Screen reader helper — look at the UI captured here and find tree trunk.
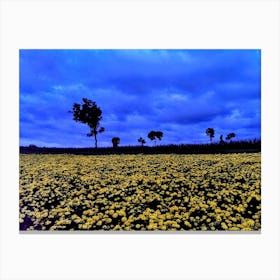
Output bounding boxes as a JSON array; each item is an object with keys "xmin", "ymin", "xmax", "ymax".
[{"xmin": 94, "ymin": 133, "xmax": 98, "ymax": 148}]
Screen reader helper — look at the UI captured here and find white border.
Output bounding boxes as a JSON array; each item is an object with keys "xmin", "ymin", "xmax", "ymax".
[{"xmin": 1, "ymin": 0, "xmax": 279, "ymax": 279}]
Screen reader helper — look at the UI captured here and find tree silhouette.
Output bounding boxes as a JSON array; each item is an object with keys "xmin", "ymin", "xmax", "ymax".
[
  {"xmin": 148, "ymin": 131, "xmax": 163, "ymax": 145},
  {"xmin": 71, "ymin": 98, "xmax": 104, "ymax": 148},
  {"xmin": 138, "ymin": 137, "xmax": 146, "ymax": 146},
  {"xmin": 226, "ymin": 132, "xmax": 236, "ymax": 142},
  {"xmin": 112, "ymin": 137, "xmax": 120, "ymax": 148},
  {"xmin": 206, "ymin": 128, "xmax": 215, "ymax": 143},
  {"xmin": 219, "ymin": 135, "xmax": 225, "ymax": 144}
]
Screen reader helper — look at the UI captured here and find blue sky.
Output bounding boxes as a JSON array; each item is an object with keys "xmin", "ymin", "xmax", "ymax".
[{"xmin": 20, "ymin": 49, "xmax": 261, "ymax": 148}]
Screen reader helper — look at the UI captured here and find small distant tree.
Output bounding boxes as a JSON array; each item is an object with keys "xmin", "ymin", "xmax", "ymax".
[
  {"xmin": 219, "ymin": 135, "xmax": 225, "ymax": 144},
  {"xmin": 138, "ymin": 137, "xmax": 146, "ymax": 146},
  {"xmin": 148, "ymin": 131, "xmax": 163, "ymax": 145},
  {"xmin": 206, "ymin": 128, "xmax": 215, "ymax": 143},
  {"xmin": 112, "ymin": 137, "xmax": 120, "ymax": 148},
  {"xmin": 71, "ymin": 98, "xmax": 104, "ymax": 148},
  {"xmin": 29, "ymin": 144, "xmax": 37, "ymax": 148},
  {"xmin": 226, "ymin": 132, "xmax": 236, "ymax": 142}
]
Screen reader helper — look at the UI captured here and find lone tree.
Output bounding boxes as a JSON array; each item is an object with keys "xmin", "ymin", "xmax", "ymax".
[
  {"xmin": 112, "ymin": 137, "xmax": 120, "ymax": 148},
  {"xmin": 226, "ymin": 132, "xmax": 236, "ymax": 142},
  {"xmin": 71, "ymin": 98, "xmax": 104, "ymax": 148},
  {"xmin": 138, "ymin": 137, "xmax": 146, "ymax": 146},
  {"xmin": 206, "ymin": 128, "xmax": 215, "ymax": 143},
  {"xmin": 148, "ymin": 131, "xmax": 163, "ymax": 145}
]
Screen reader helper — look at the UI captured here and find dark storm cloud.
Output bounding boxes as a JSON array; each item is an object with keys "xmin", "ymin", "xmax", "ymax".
[{"xmin": 20, "ymin": 49, "xmax": 261, "ymax": 147}]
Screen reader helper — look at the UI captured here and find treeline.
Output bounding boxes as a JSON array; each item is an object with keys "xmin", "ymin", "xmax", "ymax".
[
  {"xmin": 70, "ymin": 98, "xmax": 247, "ymax": 149},
  {"xmin": 20, "ymin": 139, "xmax": 261, "ymax": 155}
]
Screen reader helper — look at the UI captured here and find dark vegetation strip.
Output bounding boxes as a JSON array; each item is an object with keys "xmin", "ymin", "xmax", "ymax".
[{"xmin": 20, "ymin": 140, "xmax": 261, "ymax": 155}]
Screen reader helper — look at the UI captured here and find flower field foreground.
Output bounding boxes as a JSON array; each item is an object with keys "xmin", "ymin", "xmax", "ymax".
[{"xmin": 19, "ymin": 153, "xmax": 261, "ymax": 231}]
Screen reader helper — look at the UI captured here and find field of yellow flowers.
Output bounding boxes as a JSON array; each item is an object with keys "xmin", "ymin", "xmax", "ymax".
[{"xmin": 19, "ymin": 153, "xmax": 261, "ymax": 231}]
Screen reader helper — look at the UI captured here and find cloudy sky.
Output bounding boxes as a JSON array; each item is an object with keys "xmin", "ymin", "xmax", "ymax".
[{"xmin": 20, "ymin": 49, "xmax": 261, "ymax": 148}]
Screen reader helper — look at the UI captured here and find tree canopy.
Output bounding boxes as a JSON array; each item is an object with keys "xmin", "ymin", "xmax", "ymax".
[
  {"xmin": 138, "ymin": 137, "xmax": 146, "ymax": 146},
  {"xmin": 226, "ymin": 132, "xmax": 236, "ymax": 141},
  {"xmin": 71, "ymin": 98, "xmax": 104, "ymax": 148},
  {"xmin": 148, "ymin": 131, "xmax": 163, "ymax": 145},
  {"xmin": 206, "ymin": 128, "xmax": 215, "ymax": 143},
  {"xmin": 112, "ymin": 137, "xmax": 120, "ymax": 148}
]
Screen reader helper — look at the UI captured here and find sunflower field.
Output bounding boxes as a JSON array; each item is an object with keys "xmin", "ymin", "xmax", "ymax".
[{"xmin": 19, "ymin": 153, "xmax": 261, "ymax": 231}]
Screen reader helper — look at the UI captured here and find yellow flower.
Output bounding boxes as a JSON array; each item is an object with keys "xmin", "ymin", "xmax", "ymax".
[{"xmin": 19, "ymin": 153, "xmax": 261, "ymax": 231}]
